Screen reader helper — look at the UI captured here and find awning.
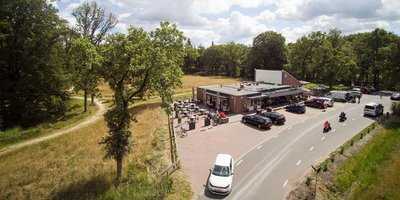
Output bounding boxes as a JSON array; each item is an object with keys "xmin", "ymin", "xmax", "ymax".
[{"xmin": 206, "ymin": 92, "xmax": 229, "ymax": 99}]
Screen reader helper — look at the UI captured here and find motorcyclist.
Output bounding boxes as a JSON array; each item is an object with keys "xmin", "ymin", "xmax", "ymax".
[
  {"xmin": 340, "ymin": 112, "xmax": 346, "ymax": 119},
  {"xmin": 324, "ymin": 120, "xmax": 331, "ymax": 130}
]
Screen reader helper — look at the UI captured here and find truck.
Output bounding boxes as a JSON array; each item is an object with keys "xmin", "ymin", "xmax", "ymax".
[{"xmin": 327, "ymin": 91, "xmax": 351, "ymax": 102}]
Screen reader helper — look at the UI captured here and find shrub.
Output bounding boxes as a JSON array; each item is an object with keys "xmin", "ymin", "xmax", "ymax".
[
  {"xmin": 350, "ymin": 140, "xmax": 354, "ymax": 146},
  {"xmin": 391, "ymin": 102, "xmax": 400, "ymax": 116},
  {"xmin": 340, "ymin": 147, "xmax": 344, "ymax": 155},
  {"xmin": 305, "ymin": 177, "xmax": 312, "ymax": 186}
]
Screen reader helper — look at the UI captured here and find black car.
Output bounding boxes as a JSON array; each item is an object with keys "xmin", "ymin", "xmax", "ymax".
[
  {"xmin": 242, "ymin": 114, "xmax": 272, "ymax": 129},
  {"xmin": 260, "ymin": 112, "xmax": 286, "ymax": 125},
  {"xmin": 305, "ymin": 98, "xmax": 327, "ymax": 109},
  {"xmin": 285, "ymin": 103, "xmax": 306, "ymax": 114},
  {"xmin": 391, "ymin": 93, "xmax": 400, "ymax": 100}
]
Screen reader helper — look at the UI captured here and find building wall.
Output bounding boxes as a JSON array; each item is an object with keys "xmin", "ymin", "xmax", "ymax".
[
  {"xmin": 255, "ymin": 69, "xmax": 282, "ymax": 84},
  {"xmin": 282, "ymin": 70, "xmax": 301, "ymax": 87}
]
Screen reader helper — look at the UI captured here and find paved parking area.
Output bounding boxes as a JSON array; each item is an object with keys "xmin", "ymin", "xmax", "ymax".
[{"xmin": 176, "ymin": 102, "xmax": 347, "ymax": 195}]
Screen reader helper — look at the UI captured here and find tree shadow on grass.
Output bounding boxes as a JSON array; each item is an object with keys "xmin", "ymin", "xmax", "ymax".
[{"xmin": 51, "ymin": 175, "xmax": 112, "ymax": 200}]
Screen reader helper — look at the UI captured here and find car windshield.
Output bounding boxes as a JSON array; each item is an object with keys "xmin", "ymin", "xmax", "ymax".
[
  {"xmin": 212, "ymin": 165, "xmax": 230, "ymax": 177},
  {"xmin": 365, "ymin": 105, "xmax": 375, "ymax": 110}
]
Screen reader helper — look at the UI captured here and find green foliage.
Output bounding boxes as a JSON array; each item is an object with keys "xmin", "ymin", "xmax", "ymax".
[
  {"xmin": 334, "ymin": 121, "xmax": 400, "ymax": 199},
  {"xmin": 0, "ymin": 0, "xmax": 69, "ymax": 128},
  {"xmin": 391, "ymin": 102, "xmax": 400, "ymax": 116},
  {"xmin": 246, "ymin": 31, "xmax": 287, "ymax": 78},
  {"xmin": 72, "ymin": 1, "xmax": 117, "ymax": 45},
  {"xmin": 100, "ymin": 21, "xmax": 185, "ymax": 180},
  {"xmin": 68, "ymin": 37, "xmax": 102, "ymax": 111}
]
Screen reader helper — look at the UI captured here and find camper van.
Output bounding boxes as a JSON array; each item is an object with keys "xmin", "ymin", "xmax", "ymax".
[
  {"xmin": 364, "ymin": 102, "xmax": 384, "ymax": 117},
  {"xmin": 327, "ymin": 91, "xmax": 351, "ymax": 102}
]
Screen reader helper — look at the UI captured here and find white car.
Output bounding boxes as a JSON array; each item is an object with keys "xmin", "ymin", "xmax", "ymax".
[
  {"xmin": 364, "ymin": 102, "xmax": 384, "ymax": 117},
  {"xmin": 207, "ymin": 154, "xmax": 234, "ymax": 195}
]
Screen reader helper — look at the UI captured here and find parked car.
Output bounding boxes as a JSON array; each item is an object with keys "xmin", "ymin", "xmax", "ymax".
[
  {"xmin": 364, "ymin": 102, "xmax": 384, "ymax": 117},
  {"xmin": 348, "ymin": 89, "xmax": 362, "ymax": 98},
  {"xmin": 208, "ymin": 154, "xmax": 234, "ymax": 195},
  {"xmin": 316, "ymin": 97, "xmax": 334, "ymax": 107},
  {"xmin": 260, "ymin": 112, "xmax": 286, "ymax": 125},
  {"xmin": 305, "ymin": 98, "xmax": 327, "ymax": 109},
  {"xmin": 241, "ymin": 114, "xmax": 273, "ymax": 129},
  {"xmin": 360, "ymin": 86, "xmax": 376, "ymax": 94},
  {"xmin": 285, "ymin": 103, "xmax": 306, "ymax": 114},
  {"xmin": 391, "ymin": 93, "xmax": 400, "ymax": 100},
  {"xmin": 329, "ymin": 91, "xmax": 352, "ymax": 102}
]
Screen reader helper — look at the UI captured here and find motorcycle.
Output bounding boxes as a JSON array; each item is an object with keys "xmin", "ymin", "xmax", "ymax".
[
  {"xmin": 323, "ymin": 122, "xmax": 332, "ymax": 133},
  {"xmin": 339, "ymin": 112, "xmax": 347, "ymax": 122}
]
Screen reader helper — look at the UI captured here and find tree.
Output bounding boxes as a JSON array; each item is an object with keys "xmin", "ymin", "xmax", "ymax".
[
  {"xmin": 182, "ymin": 39, "xmax": 200, "ymax": 73},
  {"xmin": 72, "ymin": 1, "xmax": 117, "ymax": 104},
  {"xmin": 68, "ymin": 37, "xmax": 101, "ymax": 112},
  {"xmin": 99, "ymin": 22, "xmax": 184, "ymax": 181},
  {"xmin": 72, "ymin": 1, "xmax": 117, "ymax": 45},
  {"xmin": 0, "ymin": 0, "xmax": 69, "ymax": 128},
  {"xmin": 246, "ymin": 31, "xmax": 287, "ymax": 78}
]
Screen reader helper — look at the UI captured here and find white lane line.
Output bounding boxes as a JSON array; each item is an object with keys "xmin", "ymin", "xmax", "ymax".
[
  {"xmin": 296, "ymin": 160, "xmax": 302, "ymax": 166},
  {"xmin": 342, "ymin": 123, "xmax": 346, "ymax": 126},
  {"xmin": 352, "ymin": 118, "xmax": 355, "ymax": 121},
  {"xmin": 332, "ymin": 129, "xmax": 336, "ymax": 133},
  {"xmin": 256, "ymin": 145, "xmax": 263, "ymax": 150},
  {"xmin": 309, "ymin": 146, "xmax": 314, "ymax": 151},
  {"xmin": 282, "ymin": 179, "xmax": 289, "ymax": 188},
  {"xmin": 236, "ymin": 159, "xmax": 243, "ymax": 166},
  {"xmin": 321, "ymin": 136, "xmax": 326, "ymax": 141}
]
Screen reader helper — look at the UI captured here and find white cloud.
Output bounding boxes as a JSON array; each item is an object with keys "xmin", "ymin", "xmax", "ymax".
[{"xmin": 56, "ymin": 0, "xmax": 400, "ymax": 46}]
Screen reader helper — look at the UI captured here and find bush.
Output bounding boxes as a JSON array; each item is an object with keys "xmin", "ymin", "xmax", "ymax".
[{"xmin": 391, "ymin": 102, "xmax": 400, "ymax": 116}]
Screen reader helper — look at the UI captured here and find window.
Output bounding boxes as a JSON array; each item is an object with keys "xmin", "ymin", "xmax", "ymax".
[{"xmin": 212, "ymin": 165, "xmax": 230, "ymax": 177}]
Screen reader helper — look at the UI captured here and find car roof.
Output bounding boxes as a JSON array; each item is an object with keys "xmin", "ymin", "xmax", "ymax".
[
  {"xmin": 215, "ymin": 154, "xmax": 232, "ymax": 166},
  {"xmin": 366, "ymin": 102, "xmax": 379, "ymax": 106},
  {"xmin": 263, "ymin": 111, "xmax": 281, "ymax": 116},
  {"xmin": 316, "ymin": 97, "xmax": 331, "ymax": 100}
]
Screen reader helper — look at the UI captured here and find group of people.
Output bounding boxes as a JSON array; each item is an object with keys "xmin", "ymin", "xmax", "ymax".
[{"xmin": 323, "ymin": 111, "xmax": 347, "ymax": 133}]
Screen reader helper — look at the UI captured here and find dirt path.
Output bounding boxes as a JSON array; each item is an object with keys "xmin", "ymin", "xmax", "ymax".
[{"xmin": 0, "ymin": 98, "xmax": 106, "ymax": 156}]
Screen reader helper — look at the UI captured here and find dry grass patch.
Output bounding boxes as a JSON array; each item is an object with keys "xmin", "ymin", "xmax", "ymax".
[
  {"xmin": 177, "ymin": 75, "xmax": 240, "ymax": 94},
  {"xmin": 0, "ymin": 100, "xmax": 191, "ymax": 200}
]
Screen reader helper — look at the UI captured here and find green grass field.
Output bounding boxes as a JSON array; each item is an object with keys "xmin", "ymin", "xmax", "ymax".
[
  {"xmin": 333, "ymin": 118, "xmax": 400, "ymax": 199},
  {"xmin": 0, "ymin": 98, "xmax": 97, "ymax": 149}
]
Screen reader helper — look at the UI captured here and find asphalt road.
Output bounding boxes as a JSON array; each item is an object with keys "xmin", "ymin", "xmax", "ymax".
[{"xmin": 200, "ymin": 95, "xmax": 392, "ymax": 200}]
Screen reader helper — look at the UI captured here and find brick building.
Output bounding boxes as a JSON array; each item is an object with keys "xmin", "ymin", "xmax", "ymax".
[{"xmin": 196, "ymin": 70, "xmax": 304, "ymax": 114}]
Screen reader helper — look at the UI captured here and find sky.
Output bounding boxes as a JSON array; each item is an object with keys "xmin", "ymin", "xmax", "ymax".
[{"xmin": 53, "ymin": 0, "xmax": 400, "ymax": 46}]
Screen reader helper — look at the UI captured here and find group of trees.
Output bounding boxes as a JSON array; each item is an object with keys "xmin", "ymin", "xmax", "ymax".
[
  {"xmin": 182, "ymin": 29, "xmax": 399, "ymax": 91},
  {"xmin": 1, "ymin": 0, "xmax": 184, "ymax": 181},
  {"xmin": 287, "ymin": 29, "xmax": 400, "ymax": 90}
]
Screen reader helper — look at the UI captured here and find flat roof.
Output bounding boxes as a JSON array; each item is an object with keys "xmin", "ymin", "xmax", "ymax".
[{"xmin": 199, "ymin": 82, "xmax": 292, "ymax": 96}]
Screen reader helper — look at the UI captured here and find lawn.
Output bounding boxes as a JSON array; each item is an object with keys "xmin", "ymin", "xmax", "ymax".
[
  {"xmin": 333, "ymin": 117, "xmax": 400, "ymax": 199},
  {"xmin": 0, "ymin": 98, "xmax": 97, "ymax": 149}
]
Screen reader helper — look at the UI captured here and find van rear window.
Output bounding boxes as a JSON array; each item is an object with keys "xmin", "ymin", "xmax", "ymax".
[{"xmin": 365, "ymin": 105, "xmax": 375, "ymax": 109}]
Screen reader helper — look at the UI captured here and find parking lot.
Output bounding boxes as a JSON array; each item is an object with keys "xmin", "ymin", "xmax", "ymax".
[{"xmin": 176, "ymin": 101, "xmax": 348, "ymax": 195}]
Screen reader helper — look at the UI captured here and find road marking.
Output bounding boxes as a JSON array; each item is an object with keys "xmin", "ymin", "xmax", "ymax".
[
  {"xmin": 352, "ymin": 118, "xmax": 355, "ymax": 121},
  {"xmin": 342, "ymin": 123, "xmax": 346, "ymax": 126},
  {"xmin": 332, "ymin": 129, "xmax": 336, "ymax": 133},
  {"xmin": 282, "ymin": 179, "xmax": 289, "ymax": 188},
  {"xmin": 309, "ymin": 146, "xmax": 314, "ymax": 151},
  {"xmin": 296, "ymin": 160, "xmax": 302, "ymax": 166},
  {"xmin": 321, "ymin": 136, "xmax": 326, "ymax": 141},
  {"xmin": 236, "ymin": 159, "xmax": 243, "ymax": 166},
  {"xmin": 257, "ymin": 145, "xmax": 263, "ymax": 150},
  {"xmin": 287, "ymin": 126, "xmax": 292, "ymax": 130}
]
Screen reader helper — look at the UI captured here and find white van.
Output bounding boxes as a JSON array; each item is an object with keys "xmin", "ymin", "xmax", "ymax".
[
  {"xmin": 329, "ymin": 91, "xmax": 351, "ymax": 102},
  {"xmin": 208, "ymin": 154, "xmax": 234, "ymax": 195},
  {"xmin": 364, "ymin": 102, "xmax": 384, "ymax": 117}
]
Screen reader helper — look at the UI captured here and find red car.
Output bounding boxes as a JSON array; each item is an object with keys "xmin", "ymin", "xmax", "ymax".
[{"xmin": 305, "ymin": 98, "xmax": 327, "ymax": 109}]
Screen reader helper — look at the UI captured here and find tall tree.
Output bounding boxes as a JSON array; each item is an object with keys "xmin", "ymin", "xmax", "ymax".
[
  {"xmin": 99, "ymin": 22, "xmax": 184, "ymax": 181},
  {"xmin": 72, "ymin": 1, "xmax": 117, "ymax": 104},
  {"xmin": 68, "ymin": 37, "xmax": 101, "ymax": 112},
  {"xmin": 72, "ymin": 1, "xmax": 117, "ymax": 45},
  {"xmin": 246, "ymin": 31, "xmax": 287, "ymax": 79},
  {"xmin": 0, "ymin": 0, "xmax": 69, "ymax": 128}
]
